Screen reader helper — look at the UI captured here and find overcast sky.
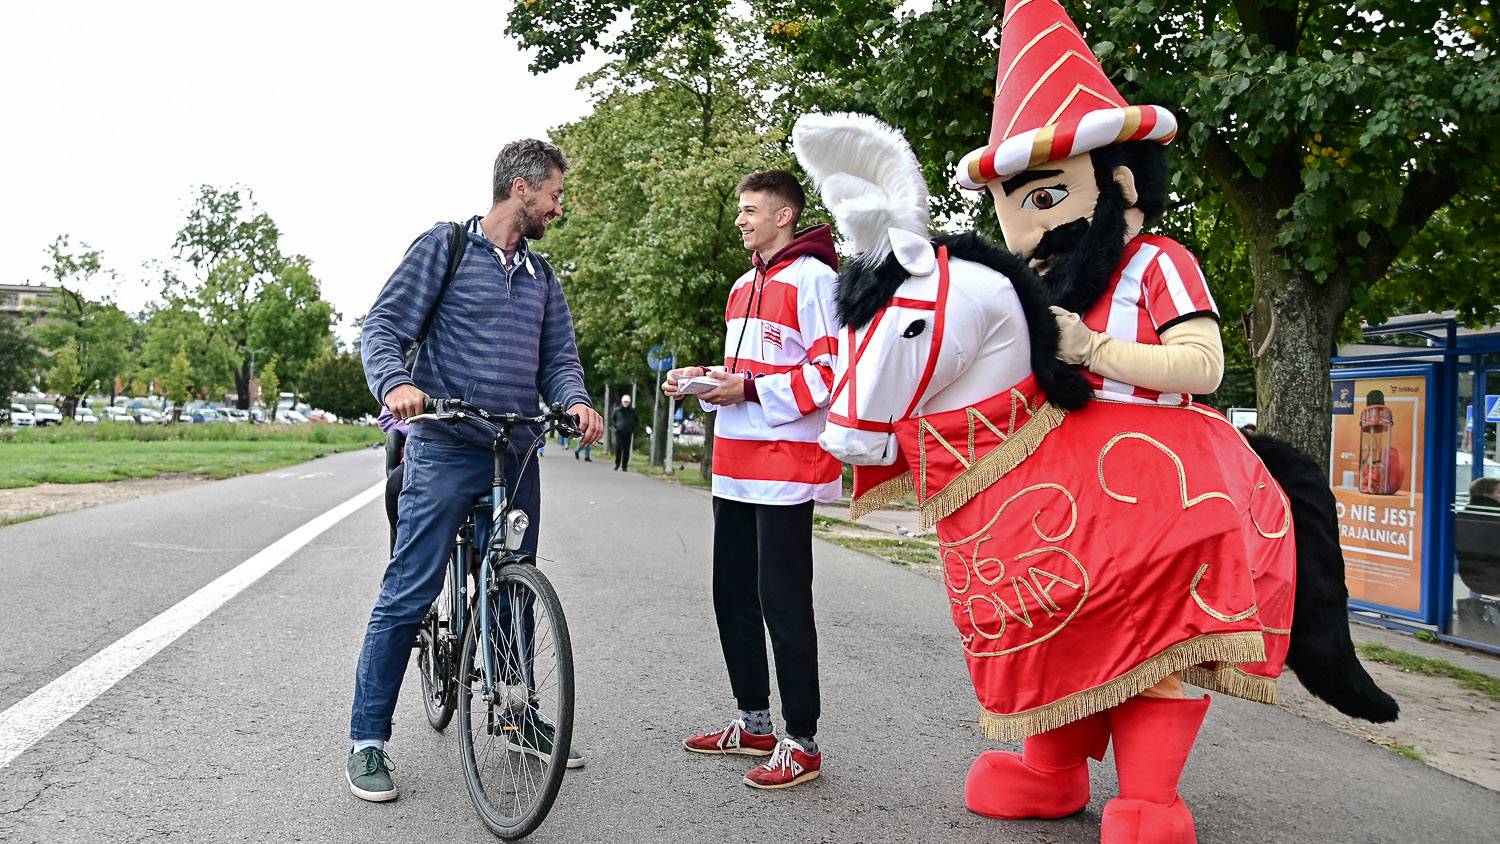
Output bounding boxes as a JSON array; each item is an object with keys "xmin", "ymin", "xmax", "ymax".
[{"xmin": 0, "ymin": 1, "xmax": 600, "ymax": 340}]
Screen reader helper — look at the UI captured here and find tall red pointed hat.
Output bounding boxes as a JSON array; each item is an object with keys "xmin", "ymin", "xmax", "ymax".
[{"xmin": 955, "ymin": 0, "xmax": 1176, "ymax": 190}]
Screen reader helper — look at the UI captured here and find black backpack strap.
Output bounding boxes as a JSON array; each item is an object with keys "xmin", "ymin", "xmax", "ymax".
[{"xmin": 406, "ymin": 221, "xmax": 469, "ymax": 372}]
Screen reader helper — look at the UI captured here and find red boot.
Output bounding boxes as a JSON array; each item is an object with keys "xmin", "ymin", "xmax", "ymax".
[
  {"xmin": 965, "ymin": 712, "xmax": 1109, "ymax": 819},
  {"xmin": 1101, "ymin": 695, "xmax": 1211, "ymax": 844}
]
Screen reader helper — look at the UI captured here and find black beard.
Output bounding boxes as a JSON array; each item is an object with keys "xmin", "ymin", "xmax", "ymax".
[
  {"xmin": 1033, "ymin": 176, "xmax": 1130, "ymax": 314},
  {"xmin": 520, "ymin": 203, "xmax": 548, "ymax": 241}
]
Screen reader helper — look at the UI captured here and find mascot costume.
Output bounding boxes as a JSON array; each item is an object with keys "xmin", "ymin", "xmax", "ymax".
[{"xmin": 794, "ymin": 2, "xmax": 1398, "ymax": 841}]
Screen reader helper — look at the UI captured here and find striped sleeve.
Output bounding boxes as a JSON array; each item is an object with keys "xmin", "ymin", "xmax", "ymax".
[
  {"xmin": 360, "ymin": 226, "xmax": 450, "ymax": 406},
  {"xmin": 754, "ymin": 268, "xmax": 840, "ymax": 427},
  {"xmin": 1141, "ymin": 239, "xmax": 1218, "ymax": 333}
]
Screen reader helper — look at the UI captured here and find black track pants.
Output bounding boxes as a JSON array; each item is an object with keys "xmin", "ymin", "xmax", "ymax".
[{"xmin": 711, "ymin": 496, "xmax": 820, "ymax": 738}]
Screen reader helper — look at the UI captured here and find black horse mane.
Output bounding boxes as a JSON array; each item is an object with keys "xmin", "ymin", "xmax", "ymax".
[{"xmin": 834, "ymin": 232, "xmax": 1092, "ymax": 411}]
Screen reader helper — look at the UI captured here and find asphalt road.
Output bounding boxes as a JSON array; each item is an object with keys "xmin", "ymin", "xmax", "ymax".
[{"xmin": 0, "ymin": 447, "xmax": 1495, "ymax": 843}]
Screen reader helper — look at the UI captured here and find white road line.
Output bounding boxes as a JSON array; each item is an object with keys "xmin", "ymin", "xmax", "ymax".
[{"xmin": 0, "ymin": 480, "xmax": 384, "ymax": 770}]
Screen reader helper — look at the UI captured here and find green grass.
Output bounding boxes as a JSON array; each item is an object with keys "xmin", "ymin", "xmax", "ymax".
[
  {"xmin": 818, "ymin": 535, "xmax": 939, "ymax": 568},
  {"xmin": 1356, "ymin": 642, "xmax": 1500, "ymax": 703},
  {"xmin": 0, "ymin": 514, "xmax": 46, "ymax": 528},
  {"xmin": 1386, "ymin": 742, "xmax": 1425, "ymax": 762},
  {"xmin": 0, "ymin": 423, "xmax": 383, "ymax": 488}
]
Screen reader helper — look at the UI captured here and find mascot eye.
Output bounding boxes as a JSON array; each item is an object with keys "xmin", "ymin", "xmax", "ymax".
[
  {"xmin": 902, "ymin": 319, "xmax": 927, "ymax": 338},
  {"xmin": 1022, "ymin": 186, "xmax": 1068, "ymax": 211}
]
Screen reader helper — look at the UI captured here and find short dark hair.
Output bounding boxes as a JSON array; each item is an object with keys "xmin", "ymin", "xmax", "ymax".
[
  {"xmin": 1089, "ymin": 141, "xmax": 1169, "ymax": 222},
  {"xmin": 493, "ymin": 139, "xmax": 569, "ymax": 203},
  {"xmin": 736, "ymin": 170, "xmax": 806, "ymax": 224},
  {"xmin": 1472, "ymin": 476, "xmax": 1500, "ymax": 499}
]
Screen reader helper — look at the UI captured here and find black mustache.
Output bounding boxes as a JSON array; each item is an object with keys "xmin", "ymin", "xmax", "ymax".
[{"xmin": 1032, "ymin": 217, "xmax": 1091, "ymax": 262}]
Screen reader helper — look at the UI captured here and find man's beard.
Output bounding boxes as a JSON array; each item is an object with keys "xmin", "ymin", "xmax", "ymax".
[
  {"xmin": 1031, "ymin": 176, "xmax": 1130, "ymax": 314},
  {"xmin": 520, "ymin": 202, "xmax": 549, "ymax": 241}
]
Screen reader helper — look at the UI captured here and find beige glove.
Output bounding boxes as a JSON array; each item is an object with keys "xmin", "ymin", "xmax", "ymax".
[{"xmin": 1049, "ymin": 307, "xmax": 1225, "ymax": 395}]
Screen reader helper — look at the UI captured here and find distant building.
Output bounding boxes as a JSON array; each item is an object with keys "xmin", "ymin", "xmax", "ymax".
[{"xmin": 0, "ymin": 282, "xmax": 64, "ymax": 323}]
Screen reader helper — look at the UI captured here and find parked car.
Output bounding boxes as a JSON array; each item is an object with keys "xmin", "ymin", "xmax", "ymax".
[
  {"xmin": 275, "ymin": 409, "xmax": 309, "ymax": 424},
  {"xmin": 73, "ymin": 407, "xmax": 98, "ymax": 424},
  {"xmin": 190, "ymin": 408, "xmax": 223, "ymax": 424},
  {"xmin": 134, "ymin": 408, "xmax": 165, "ymax": 424},
  {"xmin": 306, "ymin": 409, "xmax": 339, "ymax": 424},
  {"xmin": 101, "ymin": 405, "xmax": 137, "ymax": 423},
  {"xmin": 221, "ymin": 408, "xmax": 251, "ymax": 424},
  {"xmin": 31, "ymin": 403, "xmax": 63, "ymax": 426},
  {"xmin": 9, "ymin": 403, "xmax": 36, "ymax": 428}
]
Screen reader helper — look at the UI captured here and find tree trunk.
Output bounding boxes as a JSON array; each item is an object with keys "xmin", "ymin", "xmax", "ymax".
[
  {"xmin": 651, "ymin": 388, "xmax": 669, "ymax": 466},
  {"xmin": 236, "ymin": 360, "xmax": 252, "ymax": 410},
  {"xmin": 700, "ymin": 407, "xmax": 716, "ymax": 482},
  {"xmin": 1249, "ymin": 265, "xmax": 1351, "ymax": 473}
]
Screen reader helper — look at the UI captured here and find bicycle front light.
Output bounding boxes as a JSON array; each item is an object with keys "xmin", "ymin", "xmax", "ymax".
[{"xmin": 503, "ymin": 511, "xmax": 530, "ymax": 551}]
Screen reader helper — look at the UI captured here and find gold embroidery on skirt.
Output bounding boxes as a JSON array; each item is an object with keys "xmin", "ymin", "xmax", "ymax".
[
  {"xmin": 1097, "ymin": 432, "xmax": 1234, "ymax": 510},
  {"xmin": 976, "ymin": 631, "xmax": 1268, "ymax": 741},
  {"xmin": 919, "ymin": 401, "xmax": 1067, "ymax": 529},
  {"xmin": 1249, "ymin": 481, "xmax": 1292, "ymax": 539},
  {"xmin": 1189, "ymin": 562, "xmax": 1260, "ymax": 623}
]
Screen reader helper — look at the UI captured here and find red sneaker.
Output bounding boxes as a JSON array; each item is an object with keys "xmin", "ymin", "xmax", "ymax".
[
  {"xmin": 683, "ymin": 719, "xmax": 777, "ymax": 756},
  {"xmin": 743, "ymin": 738, "xmax": 821, "ymax": 789}
]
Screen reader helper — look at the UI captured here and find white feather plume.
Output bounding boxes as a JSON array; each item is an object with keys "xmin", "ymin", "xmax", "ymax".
[{"xmin": 792, "ymin": 112, "xmax": 930, "ymax": 267}]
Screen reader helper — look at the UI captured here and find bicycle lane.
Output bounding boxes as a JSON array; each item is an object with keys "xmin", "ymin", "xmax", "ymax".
[
  {"xmin": 0, "ymin": 449, "xmax": 388, "ymax": 716},
  {"xmin": 2, "ymin": 451, "xmax": 1497, "ymax": 842}
]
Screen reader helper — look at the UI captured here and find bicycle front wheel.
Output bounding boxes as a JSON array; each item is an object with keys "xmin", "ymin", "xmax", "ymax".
[{"xmin": 457, "ymin": 562, "xmax": 575, "ymax": 840}]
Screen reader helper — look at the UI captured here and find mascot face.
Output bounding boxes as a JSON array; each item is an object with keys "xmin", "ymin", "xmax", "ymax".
[
  {"xmin": 987, "ymin": 152, "xmax": 1140, "ymax": 271},
  {"xmin": 987, "ymin": 150, "xmax": 1144, "ymax": 314}
]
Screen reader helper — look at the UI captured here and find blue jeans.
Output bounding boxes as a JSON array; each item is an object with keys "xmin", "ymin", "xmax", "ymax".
[{"xmin": 350, "ymin": 433, "xmax": 540, "ymax": 741}]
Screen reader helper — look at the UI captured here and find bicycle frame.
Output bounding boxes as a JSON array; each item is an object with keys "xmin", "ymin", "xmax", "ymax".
[{"xmin": 413, "ymin": 399, "xmax": 577, "ymax": 709}]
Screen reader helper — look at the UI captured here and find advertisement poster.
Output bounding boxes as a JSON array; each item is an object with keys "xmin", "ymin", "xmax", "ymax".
[{"xmin": 1329, "ymin": 375, "xmax": 1427, "ymax": 614}]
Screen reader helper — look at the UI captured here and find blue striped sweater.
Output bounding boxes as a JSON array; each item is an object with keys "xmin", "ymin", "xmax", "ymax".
[{"xmin": 361, "ymin": 217, "xmax": 590, "ymax": 449}]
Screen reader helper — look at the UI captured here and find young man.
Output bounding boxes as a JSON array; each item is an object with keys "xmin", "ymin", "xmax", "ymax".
[
  {"xmin": 610, "ymin": 394, "xmax": 638, "ymax": 470},
  {"xmin": 663, "ymin": 170, "xmax": 841, "ymax": 789},
  {"xmin": 351, "ymin": 138, "xmax": 604, "ymax": 802}
]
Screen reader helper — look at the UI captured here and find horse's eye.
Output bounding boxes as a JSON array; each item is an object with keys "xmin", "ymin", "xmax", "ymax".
[{"xmin": 902, "ymin": 319, "xmax": 927, "ymax": 338}]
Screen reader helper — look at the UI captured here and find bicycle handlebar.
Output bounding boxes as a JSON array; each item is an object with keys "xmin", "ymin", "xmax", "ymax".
[{"xmin": 409, "ymin": 398, "xmax": 583, "ymax": 439}]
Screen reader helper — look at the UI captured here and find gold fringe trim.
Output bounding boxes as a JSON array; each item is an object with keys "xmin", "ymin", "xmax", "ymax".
[
  {"xmin": 848, "ymin": 471, "xmax": 914, "ymax": 520},
  {"xmin": 920, "ymin": 402, "xmax": 1066, "ymax": 530},
  {"xmin": 976, "ymin": 631, "xmax": 1266, "ymax": 742},
  {"xmin": 1182, "ymin": 663, "xmax": 1279, "ymax": 704}
]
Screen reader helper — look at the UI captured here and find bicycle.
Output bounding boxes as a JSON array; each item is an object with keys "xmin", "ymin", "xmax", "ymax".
[{"xmin": 407, "ymin": 398, "xmax": 580, "ymax": 840}]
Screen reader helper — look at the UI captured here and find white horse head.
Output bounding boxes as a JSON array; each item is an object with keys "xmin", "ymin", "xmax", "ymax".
[{"xmin": 792, "ymin": 113, "xmax": 1091, "ymax": 468}]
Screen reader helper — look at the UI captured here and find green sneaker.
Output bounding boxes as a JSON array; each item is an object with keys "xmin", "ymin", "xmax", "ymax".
[
  {"xmin": 503, "ymin": 717, "xmax": 586, "ymax": 769},
  {"xmin": 346, "ymin": 746, "xmax": 398, "ymax": 802}
]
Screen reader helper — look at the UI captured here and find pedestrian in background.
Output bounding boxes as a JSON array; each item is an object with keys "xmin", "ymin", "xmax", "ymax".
[{"xmin": 611, "ymin": 394, "xmax": 639, "ymax": 471}]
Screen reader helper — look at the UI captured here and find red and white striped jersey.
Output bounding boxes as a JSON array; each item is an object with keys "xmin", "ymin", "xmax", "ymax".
[
  {"xmin": 1079, "ymin": 234, "xmax": 1219, "ymax": 405},
  {"xmin": 706, "ymin": 247, "xmax": 843, "ymax": 505}
]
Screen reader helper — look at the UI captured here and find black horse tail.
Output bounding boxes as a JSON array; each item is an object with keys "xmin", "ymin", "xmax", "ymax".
[{"xmin": 1247, "ymin": 433, "xmax": 1400, "ymax": 722}]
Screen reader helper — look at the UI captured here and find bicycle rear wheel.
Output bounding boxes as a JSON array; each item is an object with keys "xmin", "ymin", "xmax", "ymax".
[
  {"xmin": 458, "ymin": 562, "xmax": 574, "ymax": 840},
  {"xmin": 416, "ymin": 609, "xmax": 455, "ymax": 731}
]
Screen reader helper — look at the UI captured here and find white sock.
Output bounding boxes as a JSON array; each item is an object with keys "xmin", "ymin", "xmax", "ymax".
[{"xmin": 353, "ymin": 739, "xmax": 385, "ymax": 753}]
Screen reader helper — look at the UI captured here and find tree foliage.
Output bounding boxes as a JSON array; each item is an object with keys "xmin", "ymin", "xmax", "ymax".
[
  {"xmin": 302, "ymin": 350, "xmax": 379, "ymax": 421},
  {"xmin": 0, "ymin": 314, "xmax": 41, "ymax": 402},
  {"xmin": 513, "ymin": 0, "xmax": 1500, "ymax": 464},
  {"xmin": 33, "ymin": 236, "xmax": 135, "ymax": 409},
  {"xmin": 539, "ymin": 21, "xmax": 821, "ymax": 472},
  {"xmin": 167, "ymin": 186, "xmax": 338, "ymax": 409}
]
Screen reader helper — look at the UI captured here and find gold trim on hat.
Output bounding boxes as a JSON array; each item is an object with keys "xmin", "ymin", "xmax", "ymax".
[
  {"xmin": 1113, "ymin": 105, "xmax": 1144, "ymax": 143},
  {"xmin": 1046, "ymin": 84, "xmax": 1122, "ymax": 129},
  {"xmin": 1005, "ymin": 50, "xmax": 1090, "ymax": 138},
  {"xmin": 998, "ymin": 22, "xmax": 1069, "ymax": 100},
  {"xmin": 1028, "ymin": 125, "xmax": 1058, "ymax": 169}
]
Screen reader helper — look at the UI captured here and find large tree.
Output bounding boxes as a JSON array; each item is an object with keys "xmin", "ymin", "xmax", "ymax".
[
  {"xmin": 169, "ymin": 186, "xmax": 338, "ymax": 409},
  {"xmin": 302, "ymin": 349, "xmax": 379, "ymax": 421},
  {"xmin": 512, "ymin": 1, "xmax": 1500, "ymax": 467},
  {"xmin": 33, "ymin": 236, "xmax": 137, "ymax": 415},
  {"xmin": 539, "ymin": 22, "xmax": 815, "ymax": 474}
]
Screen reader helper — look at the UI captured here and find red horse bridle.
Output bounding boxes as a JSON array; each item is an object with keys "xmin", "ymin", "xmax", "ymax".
[{"xmin": 827, "ymin": 246, "xmax": 950, "ymax": 434}]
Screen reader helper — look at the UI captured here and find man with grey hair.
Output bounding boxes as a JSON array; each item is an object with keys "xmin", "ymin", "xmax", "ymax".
[{"xmin": 350, "ymin": 138, "xmax": 604, "ymax": 802}]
